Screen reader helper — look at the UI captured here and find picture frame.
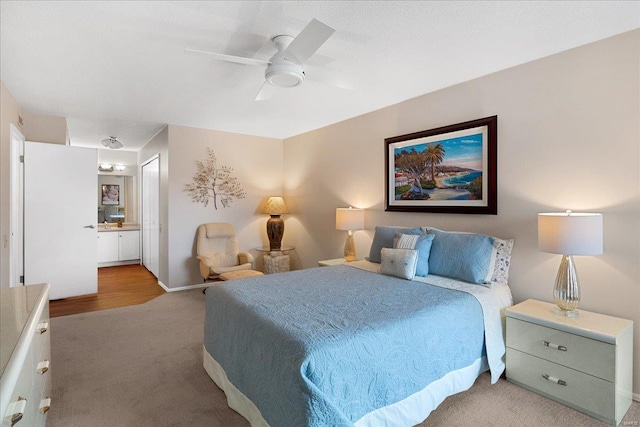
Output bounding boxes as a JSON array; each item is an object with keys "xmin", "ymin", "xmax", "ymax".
[
  {"xmin": 385, "ymin": 116, "xmax": 497, "ymax": 214},
  {"xmin": 102, "ymin": 184, "xmax": 120, "ymax": 205}
]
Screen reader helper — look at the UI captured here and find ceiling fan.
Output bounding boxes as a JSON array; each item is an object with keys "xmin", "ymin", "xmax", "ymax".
[
  {"xmin": 101, "ymin": 136, "xmax": 123, "ymax": 149},
  {"xmin": 186, "ymin": 18, "xmax": 336, "ymax": 101}
]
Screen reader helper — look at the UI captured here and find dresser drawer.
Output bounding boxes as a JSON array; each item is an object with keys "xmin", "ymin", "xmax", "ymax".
[
  {"xmin": 507, "ymin": 348, "xmax": 614, "ymax": 423},
  {"xmin": 507, "ymin": 317, "xmax": 614, "ymax": 381}
]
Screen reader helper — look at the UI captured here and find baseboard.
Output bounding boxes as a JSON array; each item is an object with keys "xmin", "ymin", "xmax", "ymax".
[
  {"xmin": 158, "ymin": 281, "xmax": 210, "ymax": 292},
  {"xmin": 634, "ymin": 392, "xmax": 639, "ymax": 402}
]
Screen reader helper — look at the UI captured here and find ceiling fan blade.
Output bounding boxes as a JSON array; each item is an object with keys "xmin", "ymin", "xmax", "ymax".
[
  {"xmin": 255, "ymin": 81, "xmax": 278, "ymax": 101},
  {"xmin": 184, "ymin": 48, "xmax": 269, "ymax": 67},
  {"xmin": 283, "ymin": 19, "xmax": 335, "ymax": 65}
]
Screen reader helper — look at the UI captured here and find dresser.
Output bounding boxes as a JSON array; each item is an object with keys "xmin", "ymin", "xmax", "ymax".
[
  {"xmin": 506, "ymin": 299, "xmax": 633, "ymax": 426},
  {"xmin": 0, "ymin": 284, "xmax": 51, "ymax": 427}
]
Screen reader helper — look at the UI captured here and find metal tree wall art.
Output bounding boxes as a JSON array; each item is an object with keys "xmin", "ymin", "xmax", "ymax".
[{"xmin": 184, "ymin": 148, "xmax": 246, "ymax": 209}]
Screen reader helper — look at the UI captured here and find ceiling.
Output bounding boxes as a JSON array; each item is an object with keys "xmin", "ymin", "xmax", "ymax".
[{"xmin": 1, "ymin": 1, "xmax": 638, "ymax": 150}]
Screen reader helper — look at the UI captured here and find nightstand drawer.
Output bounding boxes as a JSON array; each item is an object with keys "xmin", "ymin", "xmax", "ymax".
[
  {"xmin": 507, "ymin": 348, "xmax": 615, "ymax": 423},
  {"xmin": 507, "ymin": 317, "xmax": 614, "ymax": 381}
]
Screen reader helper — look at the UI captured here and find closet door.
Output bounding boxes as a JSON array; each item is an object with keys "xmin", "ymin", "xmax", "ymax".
[{"xmin": 141, "ymin": 156, "xmax": 160, "ymax": 278}]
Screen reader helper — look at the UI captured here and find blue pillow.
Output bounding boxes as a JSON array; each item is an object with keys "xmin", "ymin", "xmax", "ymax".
[
  {"xmin": 394, "ymin": 232, "xmax": 435, "ymax": 277},
  {"xmin": 368, "ymin": 226, "xmax": 422, "ymax": 263},
  {"xmin": 427, "ymin": 228, "xmax": 497, "ymax": 284}
]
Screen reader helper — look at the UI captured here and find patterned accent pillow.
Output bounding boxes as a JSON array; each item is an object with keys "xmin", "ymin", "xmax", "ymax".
[
  {"xmin": 491, "ymin": 238, "xmax": 514, "ymax": 284},
  {"xmin": 393, "ymin": 233, "xmax": 436, "ymax": 277},
  {"xmin": 380, "ymin": 248, "xmax": 418, "ymax": 280},
  {"xmin": 368, "ymin": 226, "xmax": 422, "ymax": 263}
]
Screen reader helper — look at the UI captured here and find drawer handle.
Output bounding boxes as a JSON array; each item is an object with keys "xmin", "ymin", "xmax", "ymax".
[
  {"xmin": 37, "ymin": 321, "xmax": 49, "ymax": 334},
  {"xmin": 543, "ymin": 341, "xmax": 567, "ymax": 351},
  {"xmin": 37, "ymin": 360, "xmax": 50, "ymax": 375},
  {"xmin": 542, "ymin": 373, "xmax": 567, "ymax": 386},
  {"xmin": 9, "ymin": 396, "xmax": 27, "ymax": 426},
  {"xmin": 40, "ymin": 397, "xmax": 52, "ymax": 414}
]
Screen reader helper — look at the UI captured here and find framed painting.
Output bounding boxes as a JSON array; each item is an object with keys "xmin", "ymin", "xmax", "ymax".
[
  {"xmin": 385, "ymin": 116, "xmax": 497, "ymax": 214},
  {"xmin": 102, "ymin": 184, "xmax": 120, "ymax": 205}
]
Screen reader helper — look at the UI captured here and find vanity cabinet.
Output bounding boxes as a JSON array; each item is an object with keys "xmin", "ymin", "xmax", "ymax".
[{"xmin": 97, "ymin": 229, "xmax": 140, "ymax": 265}]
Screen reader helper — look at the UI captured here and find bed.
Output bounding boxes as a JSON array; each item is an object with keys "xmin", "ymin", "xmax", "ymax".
[{"xmin": 203, "ymin": 227, "xmax": 513, "ymax": 426}]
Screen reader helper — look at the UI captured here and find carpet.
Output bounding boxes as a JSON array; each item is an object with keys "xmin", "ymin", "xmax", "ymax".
[{"xmin": 49, "ymin": 289, "xmax": 639, "ymax": 427}]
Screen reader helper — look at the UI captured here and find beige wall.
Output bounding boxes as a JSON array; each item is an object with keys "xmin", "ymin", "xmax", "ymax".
[
  {"xmin": 283, "ymin": 30, "xmax": 640, "ymax": 394},
  {"xmin": 23, "ymin": 112, "xmax": 67, "ymax": 144},
  {"xmin": 166, "ymin": 125, "xmax": 283, "ymax": 287},
  {"xmin": 0, "ymin": 81, "xmax": 24, "ymax": 288}
]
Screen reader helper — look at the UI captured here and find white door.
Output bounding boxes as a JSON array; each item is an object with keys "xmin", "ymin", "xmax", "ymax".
[
  {"xmin": 9, "ymin": 124, "xmax": 25, "ymax": 287},
  {"xmin": 24, "ymin": 142, "xmax": 98, "ymax": 299},
  {"xmin": 141, "ymin": 156, "xmax": 160, "ymax": 278}
]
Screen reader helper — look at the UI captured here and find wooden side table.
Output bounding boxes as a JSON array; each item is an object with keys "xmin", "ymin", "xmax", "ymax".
[{"xmin": 505, "ymin": 299, "xmax": 633, "ymax": 426}]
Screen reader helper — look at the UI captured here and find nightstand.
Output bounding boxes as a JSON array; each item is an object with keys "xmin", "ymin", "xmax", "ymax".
[
  {"xmin": 506, "ymin": 299, "xmax": 633, "ymax": 426},
  {"xmin": 318, "ymin": 258, "xmax": 347, "ymax": 267}
]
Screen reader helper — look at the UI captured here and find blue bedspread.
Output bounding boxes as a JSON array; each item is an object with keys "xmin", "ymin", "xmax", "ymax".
[{"xmin": 204, "ymin": 265, "xmax": 485, "ymax": 426}]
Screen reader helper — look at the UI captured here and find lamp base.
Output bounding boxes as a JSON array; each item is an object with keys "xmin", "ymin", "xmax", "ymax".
[
  {"xmin": 343, "ymin": 230, "xmax": 356, "ymax": 262},
  {"xmin": 553, "ymin": 307, "xmax": 579, "ymax": 318},
  {"xmin": 266, "ymin": 215, "xmax": 284, "ymax": 252},
  {"xmin": 553, "ymin": 255, "xmax": 580, "ymax": 318}
]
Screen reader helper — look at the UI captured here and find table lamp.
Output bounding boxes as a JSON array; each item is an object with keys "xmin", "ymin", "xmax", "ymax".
[
  {"xmin": 262, "ymin": 197, "xmax": 289, "ymax": 251},
  {"xmin": 336, "ymin": 207, "xmax": 364, "ymax": 262},
  {"xmin": 538, "ymin": 210, "xmax": 603, "ymax": 317}
]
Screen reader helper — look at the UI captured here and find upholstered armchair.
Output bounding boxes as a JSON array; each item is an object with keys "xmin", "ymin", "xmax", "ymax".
[{"xmin": 196, "ymin": 223, "xmax": 255, "ymax": 281}]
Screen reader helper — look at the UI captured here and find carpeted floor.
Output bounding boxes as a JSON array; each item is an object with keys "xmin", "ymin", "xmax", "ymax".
[{"xmin": 49, "ymin": 289, "xmax": 639, "ymax": 427}]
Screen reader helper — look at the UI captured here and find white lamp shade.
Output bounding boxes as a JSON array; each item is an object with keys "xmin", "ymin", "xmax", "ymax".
[
  {"xmin": 336, "ymin": 207, "xmax": 364, "ymax": 231},
  {"xmin": 262, "ymin": 197, "xmax": 289, "ymax": 215},
  {"xmin": 538, "ymin": 212, "xmax": 603, "ymax": 255}
]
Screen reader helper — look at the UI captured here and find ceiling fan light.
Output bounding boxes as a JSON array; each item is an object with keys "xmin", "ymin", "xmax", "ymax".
[{"xmin": 265, "ymin": 64, "xmax": 304, "ymax": 88}]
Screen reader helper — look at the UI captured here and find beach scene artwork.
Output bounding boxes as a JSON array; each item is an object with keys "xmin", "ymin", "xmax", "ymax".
[{"xmin": 392, "ymin": 130, "xmax": 485, "ymax": 203}]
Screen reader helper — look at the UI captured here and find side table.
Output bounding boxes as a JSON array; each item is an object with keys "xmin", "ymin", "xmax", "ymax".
[{"xmin": 256, "ymin": 246, "xmax": 294, "ymax": 274}]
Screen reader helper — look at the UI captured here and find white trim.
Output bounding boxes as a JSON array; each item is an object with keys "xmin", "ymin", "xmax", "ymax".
[
  {"xmin": 158, "ymin": 281, "xmax": 210, "ymax": 292},
  {"xmin": 633, "ymin": 392, "xmax": 640, "ymax": 402}
]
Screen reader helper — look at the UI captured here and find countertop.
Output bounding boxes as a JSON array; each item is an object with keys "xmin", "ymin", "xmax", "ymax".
[{"xmin": 98, "ymin": 224, "xmax": 140, "ymax": 232}]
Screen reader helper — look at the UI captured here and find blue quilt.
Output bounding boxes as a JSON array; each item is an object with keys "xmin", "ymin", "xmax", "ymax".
[{"xmin": 204, "ymin": 265, "xmax": 485, "ymax": 426}]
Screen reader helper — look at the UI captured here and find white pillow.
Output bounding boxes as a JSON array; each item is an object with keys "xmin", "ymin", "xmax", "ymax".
[{"xmin": 380, "ymin": 248, "xmax": 418, "ymax": 280}]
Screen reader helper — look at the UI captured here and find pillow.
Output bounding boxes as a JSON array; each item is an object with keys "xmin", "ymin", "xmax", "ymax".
[
  {"xmin": 368, "ymin": 226, "xmax": 422, "ymax": 263},
  {"xmin": 426, "ymin": 228, "xmax": 498, "ymax": 285},
  {"xmin": 393, "ymin": 233, "xmax": 435, "ymax": 277},
  {"xmin": 491, "ymin": 238, "xmax": 514, "ymax": 284},
  {"xmin": 380, "ymin": 248, "xmax": 418, "ymax": 280}
]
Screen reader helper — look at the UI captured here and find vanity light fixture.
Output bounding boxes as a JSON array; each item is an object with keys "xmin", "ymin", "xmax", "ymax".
[{"xmin": 98, "ymin": 164, "xmax": 126, "ymax": 172}]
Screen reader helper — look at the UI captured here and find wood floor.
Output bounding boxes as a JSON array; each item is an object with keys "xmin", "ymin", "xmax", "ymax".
[{"xmin": 49, "ymin": 264, "xmax": 166, "ymax": 317}]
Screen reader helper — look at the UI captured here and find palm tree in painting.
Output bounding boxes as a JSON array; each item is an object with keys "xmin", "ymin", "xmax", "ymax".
[{"xmin": 425, "ymin": 143, "xmax": 445, "ymax": 182}]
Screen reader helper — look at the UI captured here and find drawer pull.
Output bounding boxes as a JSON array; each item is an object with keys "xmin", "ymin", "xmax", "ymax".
[
  {"xmin": 543, "ymin": 341, "xmax": 567, "ymax": 352},
  {"xmin": 40, "ymin": 397, "xmax": 52, "ymax": 414},
  {"xmin": 542, "ymin": 373, "xmax": 567, "ymax": 386},
  {"xmin": 9, "ymin": 396, "xmax": 27, "ymax": 426},
  {"xmin": 37, "ymin": 360, "xmax": 50, "ymax": 375},
  {"xmin": 37, "ymin": 322, "xmax": 49, "ymax": 334}
]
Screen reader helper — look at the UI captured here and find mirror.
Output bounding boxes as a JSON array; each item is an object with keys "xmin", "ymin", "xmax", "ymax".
[{"xmin": 97, "ymin": 175, "xmax": 138, "ymax": 224}]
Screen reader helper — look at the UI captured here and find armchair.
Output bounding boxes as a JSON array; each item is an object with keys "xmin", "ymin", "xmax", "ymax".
[{"xmin": 196, "ymin": 223, "xmax": 256, "ymax": 281}]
